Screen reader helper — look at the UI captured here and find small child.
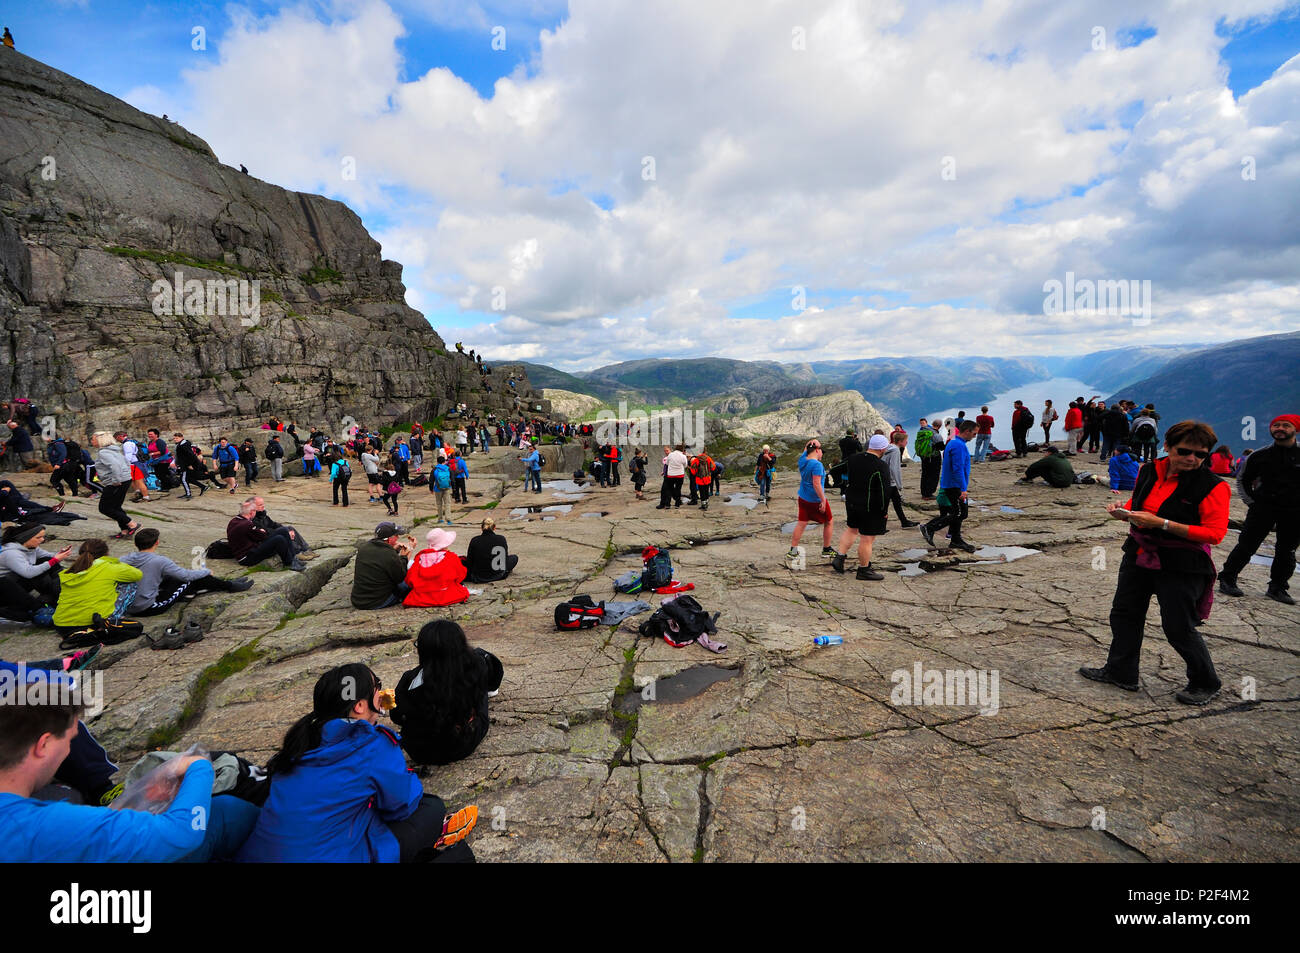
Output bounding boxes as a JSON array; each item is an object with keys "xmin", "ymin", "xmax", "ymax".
[{"xmin": 380, "ymin": 456, "xmax": 401, "ymax": 515}]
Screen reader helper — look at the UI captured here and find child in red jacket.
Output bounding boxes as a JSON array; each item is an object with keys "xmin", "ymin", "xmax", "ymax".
[{"xmin": 403, "ymin": 529, "xmax": 469, "ymax": 607}]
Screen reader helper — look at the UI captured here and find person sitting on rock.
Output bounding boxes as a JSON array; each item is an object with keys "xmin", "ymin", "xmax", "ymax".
[
  {"xmin": 235, "ymin": 663, "xmax": 476, "ymax": 862},
  {"xmin": 1107, "ymin": 445, "xmax": 1141, "ymax": 493},
  {"xmin": 351, "ymin": 522, "xmax": 411, "ymax": 610},
  {"xmin": 0, "ymin": 480, "xmax": 79, "ymax": 525},
  {"xmin": 1017, "ymin": 446, "xmax": 1076, "ymax": 489},
  {"xmin": 50, "ymin": 539, "xmax": 144, "ymax": 636},
  {"xmin": 4, "ymin": 420, "xmax": 36, "ymax": 470},
  {"xmin": 121, "ymin": 528, "xmax": 253, "ymax": 616},
  {"xmin": 227, "ymin": 500, "xmax": 304, "ymax": 572},
  {"xmin": 391, "ymin": 620, "xmax": 503, "ymax": 767},
  {"xmin": 464, "ymin": 517, "xmax": 518, "ymax": 583},
  {"xmin": 248, "ymin": 496, "xmax": 311, "ymax": 556},
  {"xmin": 403, "ymin": 529, "xmax": 469, "ymax": 608},
  {"xmin": 0, "ymin": 686, "xmax": 261, "ymax": 862},
  {"xmin": 0, "ymin": 525, "xmax": 70, "ymax": 623}
]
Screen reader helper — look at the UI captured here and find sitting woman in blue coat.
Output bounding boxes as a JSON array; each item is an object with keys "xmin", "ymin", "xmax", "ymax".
[
  {"xmin": 1107, "ymin": 445, "xmax": 1141, "ymax": 492},
  {"xmin": 237, "ymin": 663, "xmax": 477, "ymax": 863}
]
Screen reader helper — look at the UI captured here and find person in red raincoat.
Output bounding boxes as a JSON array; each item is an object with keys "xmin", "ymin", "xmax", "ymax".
[{"xmin": 403, "ymin": 528, "xmax": 469, "ymax": 607}]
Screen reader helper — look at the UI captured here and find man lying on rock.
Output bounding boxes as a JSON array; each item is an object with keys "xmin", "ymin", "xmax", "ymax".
[{"xmin": 123, "ymin": 528, "xmax": 253, "ymax": 615}]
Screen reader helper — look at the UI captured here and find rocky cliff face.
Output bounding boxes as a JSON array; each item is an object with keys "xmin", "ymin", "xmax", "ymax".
[
  {"xmin": 0, "ymin": 49, "xmax": 546, "ymax": 445},
  {"xmin": 727, "ymin": 390, "xmax": 893, "ymax": 440}
]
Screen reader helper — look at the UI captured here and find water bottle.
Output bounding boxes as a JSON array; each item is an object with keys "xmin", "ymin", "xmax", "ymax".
[{"xmin": 813, "ymin": 635, "xmax": 844, "ymax": 646}]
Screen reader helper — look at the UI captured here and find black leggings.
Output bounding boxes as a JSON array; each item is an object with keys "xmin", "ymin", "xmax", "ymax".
[
  {"xmin": 387, "ymin": 795, "xmax": 475, "ymax": 863},
  {"xmin": 333, "ymin": 475, "xmax": 350, "ymax": 506},
  {"xmin": 0, "ymin": 570, "xmax": 60, "ymax": 616},
  {"xmin": 98, "ymin": 482, "xmax": 131, "ymax": 530},
  {"xmin": 131, "ymin": 574, "xmax": 237, "ymax": 615}
]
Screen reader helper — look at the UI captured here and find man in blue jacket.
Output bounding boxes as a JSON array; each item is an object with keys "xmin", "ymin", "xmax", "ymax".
[
  {"xmin": 213, "ymin": 437, "xmax": 240, "ymax": 493},
  {"xmin": 920, "ymin": 419, "xmax": 977, "ymax": 553},
  {"xmin": 520, "ymin": 443, "xmax": 542, "ymax": 493},
  {"xmin": 1107, "ymin": 445, "xmax": 1140, "ymax": 492},
  {"xmin": 0, "ymin": 678, "xmax": 258, "ymax": 862}
]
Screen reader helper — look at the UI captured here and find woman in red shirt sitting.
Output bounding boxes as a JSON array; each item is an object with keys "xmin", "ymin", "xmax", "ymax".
[
  {"xmin": 1209, "ymin": 445, "xmax": 1234, "ymax": 475},
  {"xmin": 1079, "ymin": 420, "xmax": 1229, "ymax": 706},
  {"xmin": 403, "ymin": 528, "xmax": 469, "ymax": 607}
]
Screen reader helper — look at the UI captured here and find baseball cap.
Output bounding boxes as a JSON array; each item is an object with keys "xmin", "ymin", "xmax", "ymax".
[
  {"xmin": 867, "ymin": 435, "xmax": 890, "ymax": 451},
  {"xmin": 375, "ymin": 522, "xmax": 404, "ymax": 538}
]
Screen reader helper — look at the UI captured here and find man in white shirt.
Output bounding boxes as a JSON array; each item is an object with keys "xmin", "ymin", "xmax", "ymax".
[{"xmin": 657, "ymin": 445, "xmax": 689, "ymax": 508}]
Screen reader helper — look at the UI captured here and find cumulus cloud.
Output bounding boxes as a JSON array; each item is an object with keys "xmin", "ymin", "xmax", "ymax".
[{"xmin": 166, "ymin": 0, "xmax": 1299, "ymax": 367}]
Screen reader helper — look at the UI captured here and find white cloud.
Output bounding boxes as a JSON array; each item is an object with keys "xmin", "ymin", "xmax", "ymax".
[{"xmin": 165, "ymin": 0, "xmax": 1299, "ymax": 367}]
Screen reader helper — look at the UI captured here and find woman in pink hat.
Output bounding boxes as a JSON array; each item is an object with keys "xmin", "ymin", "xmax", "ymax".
[{"xmin": 403, "ymin": 528, "xmax": 469, "ymax": 607}]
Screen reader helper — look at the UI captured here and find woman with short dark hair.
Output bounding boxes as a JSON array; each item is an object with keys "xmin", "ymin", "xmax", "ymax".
[{"xmin": 1080, "ymin": 420, "xmax": 1230, "ymax": 705}]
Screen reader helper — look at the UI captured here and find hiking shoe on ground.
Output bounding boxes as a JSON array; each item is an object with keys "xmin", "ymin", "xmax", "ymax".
[
  {"xmin": 1078, "ymin": 666, "xmax": 1139, "ymax": 692},
  {"xmin": 1218, "ymin": 577, "xmax": 1243, "ymax": 597},
  {"xmin": 288, "ymin": 559, "xmax": 307, "ymax": 572},
  {"xmin": 831, "ymin": 554, "xmax": 846, "ymax": 573},
  {"xmin": 182, "ymin": 621, "xmax": 205, "ymax": 643},
  {"xmin": 64, "ymin": 644, "xmax": 103, "ymax": 671},
  {"xmin": 148, "ymin": 627, "xmax": 187, "ymax": 650},
  {"xmin": 820, "ymin": 546, "xmax": 837, "ymax": 558},
  {"xmin": 435, "ymin": 805, "xmax": 478, "ymax": 848},
  {"xmin": 298, "ymin": 551, "xmax": 319, "ymax": 561},
  {"xmin": 951, "ymin": 540, "xmax": 977, "ymax": 553},
  {"xmin": 855, "ymin": 566, "xmax": 884, "ymax": 581},
  {"xmin": 1175, "ymin": 685, "xmax": 1221, "ymax": 706},
  {"xmin": 1267, "ymin": 586, "xmax": 1296, "ymax": 605},
  {"xmin": 919, "ymin": 524, "xmax": 935, "ymax": 547},
  {"xmin": 228, "ymin": 577, "xmax": 254, "ymax": 592}
]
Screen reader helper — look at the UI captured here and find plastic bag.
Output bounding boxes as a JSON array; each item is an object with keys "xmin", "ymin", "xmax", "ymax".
[{"xmin": 110, "ymin": 743, "xmax": 210, "ymax": 814}]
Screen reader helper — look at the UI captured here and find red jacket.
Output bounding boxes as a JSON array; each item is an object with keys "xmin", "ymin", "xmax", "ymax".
[
  {"xmin": 1064, "ymin": 407, "xmax": 1083, "ymax": 430},
  {"xmin": 403, "ymin": 548, "xmax": 469, "ymax": 607},
  {"xmin": 689, "ymin": 453, "xmax": 714, "ymax": 485}
]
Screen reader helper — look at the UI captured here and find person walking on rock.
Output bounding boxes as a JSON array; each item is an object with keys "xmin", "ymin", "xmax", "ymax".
[
  {"xmin": 830, "ymin": 435, "xmax": 891, "ymax": 580},
  {"xmin": 920, "ymin": 419, "xmax": 977, "ymax": 553},
  {"xmin": 883, "ymin": 431, "xmax": 919, "ymax": 527},
  {"xmin": 1079, "ymin": 421, "xmax": 1230, "ymax": 705},
  {"xmin": 786, "ymin": 439, "xmax": 834, "ymax": 566},
  {"xmin": 1010, "ymin": 401, "xmax": 1032, "ymax": 458},
  {"xmin": 1219, "ymin": 414, "xmax": 1299, "ymax": 605},
  {"xmin": 91, "ymin": 432, "xmax": 138, "ymax": 538}
]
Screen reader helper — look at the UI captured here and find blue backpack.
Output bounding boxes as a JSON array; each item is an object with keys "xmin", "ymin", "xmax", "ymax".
[{"xmin": 432, "ymin": 464, "xmax": 452, "ymax": 491}]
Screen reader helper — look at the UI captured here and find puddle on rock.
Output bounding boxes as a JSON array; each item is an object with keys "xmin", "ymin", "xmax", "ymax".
[
  {"xmin": 781, "ymin": 521, "xmax": 797, "ymax": 534},
  {"xmin": 898, "ymin": 563, "xmax": 926, "ymax": 577},
  {"xmin": 509, "ymin": 504, "xmax": 573, "ymax": 518},
  {"xmin": 1000, "ymin": 505, "xmax": 1026, "ymax": 514},
  {"xmin": 895, "ymin": 548, "xmax": 930, "ymax": 560},
  {"xmin": 724, "ymin": 493, "xmax": 760, "ymax": 510},
  {"xmin": 1250, "ymin": 554, "xmax": 1298, "ymax": 575},
  {"xmin": 580, "ymin": 511, "xmax": 610, "ymax": 518},
  {"xmin": 615, "ymin": 665, "xmax": 741, "ymax": 714},
  {"xmin": 971, "ymin": 545, "xmax": 1040, "ymax": 562}
]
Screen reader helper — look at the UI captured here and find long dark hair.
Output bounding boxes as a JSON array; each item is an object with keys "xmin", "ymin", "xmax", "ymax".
[
  {"xmin": 66, "ymin": 538, "xmax": 109, "ymax": 574},
  {"xmin": 266, "ymin": 663, "xmax": 378, "ymax": 776},
  {"xmin": 410, "ymin": 621, "xmax": 481, "ymax": 736}
]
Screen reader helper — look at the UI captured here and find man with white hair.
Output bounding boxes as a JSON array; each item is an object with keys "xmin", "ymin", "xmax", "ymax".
[{"xmin": 227, "ymin": 500, "xmax": 302, "ymax": 571}]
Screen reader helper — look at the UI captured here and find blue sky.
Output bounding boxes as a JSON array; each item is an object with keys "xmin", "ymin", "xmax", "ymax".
[{"xmin": 5, "ymin": 1, "xmax": 1299, "ymax": 367}]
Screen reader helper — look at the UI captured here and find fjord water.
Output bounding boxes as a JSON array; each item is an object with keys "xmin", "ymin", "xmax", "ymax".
[{"xmin": 926, "ymin": 376, "xmax": 1101, "ymax": 451}]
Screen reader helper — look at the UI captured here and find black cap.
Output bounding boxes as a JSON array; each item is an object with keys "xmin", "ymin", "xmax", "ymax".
[{"xmin": 375, "ymin": 522, "xmax": 404, "ymax": 538}]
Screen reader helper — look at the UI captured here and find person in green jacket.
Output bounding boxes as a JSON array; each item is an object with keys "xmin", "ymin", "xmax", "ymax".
[
  {"xmin": 1018, "ymin": 447, "xmax": 1076, "ymax": 489},
  {"xmin": 52, "ymin": 539, "xmax": 143, "ymax": 634}
]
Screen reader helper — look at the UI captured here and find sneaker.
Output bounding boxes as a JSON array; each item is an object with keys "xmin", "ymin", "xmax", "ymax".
[
  {"xmin": 950, "ymin": 540, "xmax": 977, "ymax": 553},
  {"xmin": 1218, "ymin": 577, "xmax": 1243, "ymax": 597},
  {"xmin": 831, "ymin": 553, "xmax": 846, "ymax": 573},
  {"xmin": 1077, "ymin": 666, "xmax": 1139, "ymax": 692},
  {"xmin": 855, "ymin": 566, "xmax": 884, "ymax": 581},
  {"xmin": 148, "ymin": 627, "xmax": 187, "ymax": 650},
  {"xmin": 655, "ymin": 505, "xmax": 668, "ymax": 510},
  {"xmin": 700, "ymin": 500, "xmax": 708, "ymax": 510},
  {"xmin": 918, "ymin": 524, "xmax": 935, "ymax": 547},
  {"xmin": 900, "ymin": 520, "xmax": 920, "ymax": 528},
  {"xmin": 63, "ymin": 644, "xmax": 103, "ymax": 671},
  {"xmin": 1267, "ymin": 586, "xmax": 1296, "ymax": 605},
  {"xmin": 297, "ymin": 551, "xmax": 319, "ymax": 561},
  {"xmin": 435, "ymin": 805, "xmax": 478, "ymax": 849},
  {"xmin": 228, "ymin": 577, "xmax": 254, "ymax": 592},
  {"xmin": 288, "ymin": 559, "xmax": 307, "ymax": 572},
  {"xmin": 182, "ymin": 620, "xmax": 205, "ymax": 643},
  {"xmin": 820, "ymin": 546, "xmax": 837, "ymax": 559},
  {"xmin": 1175, "ymin": 685, "xmax": 1221, "ymax": 706}
]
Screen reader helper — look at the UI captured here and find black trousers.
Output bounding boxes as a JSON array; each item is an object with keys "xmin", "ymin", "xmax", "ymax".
[
  {"xmin": 332, "ymin": 475, "xmax": 350, "ymax": 506},
  {"xmin": 387, "ymin": 795, "xmax": 475, "ymax": 863},
  {"xmin": 1104, "ymin": 554, "xmax": 1220, "ymax": 690},
  {"xmin": 923, "ymin": 492, "xmax": 968, "ymax": 543},
  {"xmin": 132, "ymin": 574, "xmax": 237, "ymax": 615},
  {"xmin": 98, "ymin": 482, "xmax": 131, "ymax": 530},
  {"xmin": 1222, "ymin": 502, "xmax": 1299, "ymax": 591},
  {"xmin": 609, "ymin": 462, "xmax": 620, "ymax": 486},
  {"xmin": 1012, "ymin": 427, "xmax": 1029, "ymax": 457},
  {"xmin": 239, "ymin": 527, "xmax": 296, "ymax": 567},
  {"xmin": 888, "ymin": 487, "xmax": 908, "ymax": 523},
  {"xmin": 0, "ymin": 569, "xmax": 61, "ymax": 616},
  {"xmin": 920, "ymin": 456, "xmax": 941, "ymax": 497}
]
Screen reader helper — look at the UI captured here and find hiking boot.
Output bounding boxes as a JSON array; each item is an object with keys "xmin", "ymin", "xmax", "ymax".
[
  {"xmin": 918, "ymin": 524, "xmax": 935, "ymax": 547},
  {"xmin": 288, "ymin": 559, "xmax": 307, "ymax": 572},
  {"xmin": 820, "ymin": 546, "xmax": 837, "ymax": 558},
  {"xmin": 900, "ymin": 520, "xmax": 920, "ymax": 528},
  {"xmin": 950, "ymin": 540, "xmax": 977, "ymax": 553},
  {"xmin": 435, "ymin": 805, "xmax": 478, "ymax": 849},
  {"xmin": 182, "ymin": 620, "xmax": 205, "ymax": 643},
  {"xmin": 1077, "ymin": 666, "xmax": 1139, "ymax": 692},
  {"xmin": 228, "ymin": 577, "xmax": 254, "ymax": 592},
  {"xmin": 1175, "ymin": 685, "xmax": 1221, "ymax": 706},
  {"xmin": 1218, "ymin": 577, "xmax": 1243, "ymax": 597},
  {"xmin": 855, "ymin": 566, "xmax": 884, "ymax": 581},
  {"xmin": 148, "ymin": 627, "xmax": 187, "ymax": 650},
  {"xmin": 298, "ymin": 551, "xmax": 319, "ymax": 561},
  {"xmin": 831, "ymin": 553, "xmax": 846, "ymax": 573},
  {"xmin": 1267, "ymin": 586, "xmax": 1296, "ymax": 605}
]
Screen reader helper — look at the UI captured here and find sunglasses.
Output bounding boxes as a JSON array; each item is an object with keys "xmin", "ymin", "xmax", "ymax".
[{"xmin": 1173, "ymin": 447, "xmax": 1210, "ymax": 460}]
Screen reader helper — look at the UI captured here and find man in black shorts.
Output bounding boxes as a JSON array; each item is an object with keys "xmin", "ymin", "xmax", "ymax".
[{"xmin": 831, "ymin": 434, "xmax": 892, "ymax": 580}]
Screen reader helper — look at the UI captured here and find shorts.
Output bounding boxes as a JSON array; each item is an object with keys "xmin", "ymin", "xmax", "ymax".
[
  {"xmin": 129, "ymin": 465, "xmax": 144, "ymax": 481},
  {"xmin": 844, "ymin": 505, "xmax": 886, "ymax": 536},
  {"xmin": 219, "ymin": 464, "xmax": 236, "ymax": 478},
  {"xmin": 367, "ymin": 473, "xmax": 383, "ymax": 485},
  {"xmin": 797, "ymin": 497, "xmax": 830, "ymax": 524}
]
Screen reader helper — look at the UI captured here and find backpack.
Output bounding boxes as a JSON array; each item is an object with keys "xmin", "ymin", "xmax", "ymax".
[
  {"xmin": 1019, "ymin": 408, "xmax": 1035, "ymax": 429},
  {"xmin": 432, "ymin": 464, "xmax": 452, "ymax": 490},
  {"xmin": 640, "ymin": 546, "xmax": 673, "ymax": 591},
  {"xmin": 205, "ymin": 539, "xmax": 234, "ymax": 560},
  {"xmin": 59, "ymin": 613, "xmax": 144, "ymax": 650},
  {"xmin": 1133, "ymin": 421, "xmax": 1156, "ymax": 441},
  {"xmin": 537, "ymin": 451, "xmax": 546, "ymax": 467},
  {"xmin": 554, "ymin": 595, "xmax": 605, "ymax": 630},
  {"xmin": 387, "ymin": 480, "xmax": 402, "ymax": 496},
  {"xmin": 914, "ymin": 428, "xmax": 933, "ymax": 459},
  {"xmin": 637, "ymin": 595, "xmax": 720, "ymax": 648},
  {"xmin": 335, "ymin": 459, "xmax": 351, "ymax": 478},
  {"xmin": 409, "ymin": 473, "xmax": 428, "ymax": 487}
]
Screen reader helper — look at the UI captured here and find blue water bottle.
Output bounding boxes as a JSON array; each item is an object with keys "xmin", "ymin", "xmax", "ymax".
[{"xmin": 813, "ymin": 635, "xmax": 844, "ymax": 646}]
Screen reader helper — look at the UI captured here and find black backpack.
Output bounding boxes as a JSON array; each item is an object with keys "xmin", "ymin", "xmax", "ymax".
[
  {"xmin": 638, "ymin": 595, "xmax": 719, "ymax": 648},
  {"xmin": 640, "ymin": 547, "xmax": 673, "ymax": 591},
  {"xmin": 205, "ymin": 539, "xmax": 234, "ymax": 560},
  {"xmin": 555, "ymin": 595, "xmax": 605, "ymax": 630},
  {"xmin": 1020, "ymin": 408, "xmax": 1035, "ymax": 428},
  {"xmin": 1134, "ymin": 421, "xmax": 1156, "ymax": 441}
]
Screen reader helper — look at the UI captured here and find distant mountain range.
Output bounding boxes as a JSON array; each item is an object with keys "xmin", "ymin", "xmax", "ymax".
[{"xmin": 521, "ymin": 335, "xmax": 1287, "ymax": 441}]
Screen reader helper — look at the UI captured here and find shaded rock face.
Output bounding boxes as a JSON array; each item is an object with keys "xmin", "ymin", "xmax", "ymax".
[
  {"xmin": 0, "ymin": 50, "xmax": 541, "ymax": 444},
  {"xmin": 728, "ymin": 390, "xmax": 893, "ymax": 441}
]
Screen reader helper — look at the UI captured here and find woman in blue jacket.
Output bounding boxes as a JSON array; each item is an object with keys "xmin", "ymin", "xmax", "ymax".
[
  {"xmin": 237, "ymin": 664, "xmax": 476, "ymax": 863},
  {"xmin": 1107, "ymin": 445, "xmax": 1141, "ymax": 492}
]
